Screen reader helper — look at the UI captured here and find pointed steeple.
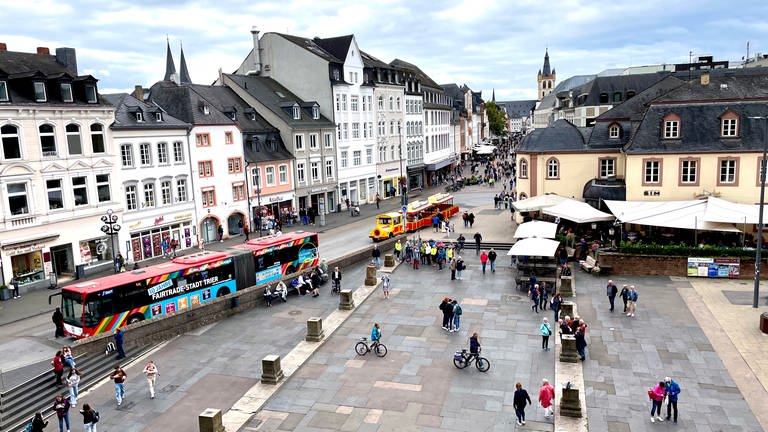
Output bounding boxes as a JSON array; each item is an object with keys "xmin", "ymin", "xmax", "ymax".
[
  {"xmin": 179, "ymin": 42, "xmax": 192, "ymax": 84},
  {"xmin": 542, "ymin": 49, "xmax": 551, "ymax": 77},
  {"xmin": 163, "ymin": 37, "xmax": 177, "ymax": 82},
  {"xmin": 491, "ymin": 89, "xmax": 496, "ymax": 102}
]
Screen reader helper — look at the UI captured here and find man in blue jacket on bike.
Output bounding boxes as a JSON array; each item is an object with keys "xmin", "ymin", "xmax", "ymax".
[{"xmin": 371, "ymin": 323, "xmax": 381, "ymax": 343}]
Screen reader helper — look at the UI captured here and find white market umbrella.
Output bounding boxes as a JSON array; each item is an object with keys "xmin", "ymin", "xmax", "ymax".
[
  {"xmin": 513, "ymin": 221, "xmax": 558, "ymax": 239},
  {"xmin": 512, "ymin": 194, "xmax": 569, "ymax": 212},
  {"xmin": 507, "ymin": 237, "xmax": 561, "ymax": 257},
  {"xmin": 543, "ymin": 199, "xmax": 614, "ymax": 224}
]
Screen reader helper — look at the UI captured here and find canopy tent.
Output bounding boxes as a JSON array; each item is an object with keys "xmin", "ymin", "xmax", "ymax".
[
  {"xmin": 472, "ymin": 145, "xmax": 496, "ymax": 155},
  {"xmin": 513, "ymin": 221, "xmax": 558, "ymax": 239},
  {"xmin": 507, "ymin": 237, "xmax": 561, "ymax": 256},
  {"xmin": 604, "ymin": 199, "xmax": 740, "ymax": 232},
  {"xmin": 703, "ymin": 196, "xmax": 767, "ymax": 224},
  {"xmin": 512, "ymin": 194, "xmax": 569, "ymax": 212},
  {"xmin": 542, "ymin": 199, "xmax": 614, "ymax": 224}
]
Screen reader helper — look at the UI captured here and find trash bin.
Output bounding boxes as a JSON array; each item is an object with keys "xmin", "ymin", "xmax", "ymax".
[
  {"xmin": 231, "ymin": 296, "xmax": 240, "ymax": 309},
  {"xmin": 761, "ymin": 312, "xmax": 768, "ymax": 334},
  {"xmin": 75, "ymin": 264, "xmax": 86, "ymax": 280}
]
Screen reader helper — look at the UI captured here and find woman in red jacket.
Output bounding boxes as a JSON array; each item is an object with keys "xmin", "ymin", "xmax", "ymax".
[{"xmin": 51, "ymin": 351, "xmax": 64, "ymax": 385}]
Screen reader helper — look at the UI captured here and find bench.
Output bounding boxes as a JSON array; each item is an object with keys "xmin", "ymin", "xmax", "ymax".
[{"xmin": 580, "ymin": 256, "xmax": 597, "ymax": 273}]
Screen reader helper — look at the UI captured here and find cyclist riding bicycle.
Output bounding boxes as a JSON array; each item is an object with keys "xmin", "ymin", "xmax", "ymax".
[
  {"xmin": 371, "ymin": 323, "xmax": 381, "ymax": 344},
  {"xmin": 469, "ymin": 332, "xmax": 481, "ymax": 360}
]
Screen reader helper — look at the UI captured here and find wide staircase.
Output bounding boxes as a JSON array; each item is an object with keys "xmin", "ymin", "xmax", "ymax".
[{"xmin": 0, "ymin": 346, "xmax": 153, "ymax": 432}]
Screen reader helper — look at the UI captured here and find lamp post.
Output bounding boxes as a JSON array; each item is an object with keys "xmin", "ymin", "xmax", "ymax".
[
  {"xmin": 255, "ymin": 168, "xmax": 262, "ymax": 237},
  {"xmin": 398, "ymin": 122, "xmax": 407, "ymax": 206},
  {"xmin": 100, "ymin": 209, "xmax": 121, "ymax": 274},
  {"xmin": 750, "ymin": 116, "xmax": 768, "ymax": 308}
]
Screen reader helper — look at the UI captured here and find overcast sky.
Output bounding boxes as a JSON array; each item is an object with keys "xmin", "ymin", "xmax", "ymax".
[{"xmin": 2, "ymin": 0, "xmax": 768, "ymax": 101}]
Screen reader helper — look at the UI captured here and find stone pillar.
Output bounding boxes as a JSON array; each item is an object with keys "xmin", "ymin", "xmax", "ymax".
[
  {"xmin": 306, "ymin": 317, "xmax": 325, "ymax": 342},
  {"xmin": 560, "ymin": 301, "xmax": 575, "ymax": 321},
  {"xmin": 384, "ymin": 253, "xmax": 395, "ymax": 267},
  {"xmin": 560, "ymin": 385, "xmax": 583, "ymax": 418},
  {"xmin": 199, "ymin": 408, "xmax": 225, "ymax": 432},
  {"xmin": 559, "ymin": 334, "xmax": 579, "ymax": 363},
  {"xmin": 261, "ymin": 354, "xmax": 284, "ymax": 384},
  {"xmin": 365, "ymin": 265, "xmax": 377, "ymax": 286},
  {"xmin": 560, "ymin": 275, "xmax": 574, "ymax": 297},
  {"xmin": 339, "ymin": 289, "xmax": 355, "ymax": 310}
]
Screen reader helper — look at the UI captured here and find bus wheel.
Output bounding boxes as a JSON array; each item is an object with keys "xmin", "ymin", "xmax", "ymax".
[
  {"xmin": 216, "ymin": 287, "xmax": 231, "ymax": 297},
  {"xmin": 286, "ymin": 265, "xmax": 296, "ymax": 275},
  {"xmin": 127, "ymin": 314, "xmax": 144, "ymax": 325}
]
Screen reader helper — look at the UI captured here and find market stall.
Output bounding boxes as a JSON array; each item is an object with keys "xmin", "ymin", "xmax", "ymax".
[{"xmin": 508, "ymin": 237, "xmax": 561, "ymax": 292}]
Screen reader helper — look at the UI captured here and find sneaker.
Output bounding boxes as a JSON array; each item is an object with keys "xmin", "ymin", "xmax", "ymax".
[
  {"xmin": 656, "ymin": 416, "xmax": 664, "ymax": 422},
  {"xmin": 631, "ymin": 313, "xmax": 635, "ymax": 317},
  {"xmin": 517, "ymin": 420, "xmax": 522, "ymax": 426},
  {"xmin": 522, "ymin": 420, "xmax": 526, "ymax": 425},
  {"xmin": 627, "ymin": 313, "xmax": 632, "ymax": 317},
  {"xmin": 151, "ymin": 395, "xmax": 155, "ymax": 399},
  {"xmin": 650, "ymin": 417, "xmax": 655, "ymax": 423}
]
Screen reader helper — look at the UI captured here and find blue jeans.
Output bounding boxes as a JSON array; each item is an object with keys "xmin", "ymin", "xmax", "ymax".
[
  {"xmin": 57, "ymin": 413, "xmax": 70, "ymax": 432},
  {"xmin": 373, "ymin": 257, "xmax": 381, "ymax": 268},
  {"xmin": 490, "ymin": 260, "xmax": 496, "ymax": 272},
  {"xmin": 456, "ymin": 270, "xmax": 462, "ymax": 279},
  {"xmin": 453, "ymin": 315, "xmax": 460, "ymax": 330},
  {"xmin": 115, "ymin": 383, "xmax": 125, "ymax": 405},
  {"xmin": 515, "ymin": 407, "xmax": 525, "ymax": 422},
  {"xmin": 651, "ymin": 399, "xmax": 662, "ymax": 416},
  {"xmin": 481, "ymin": 262, "xmax": 486, "ymax": 273},
  {"xmin": 69, "ymin": 384, "xmax": 78, "ymax": 405}
]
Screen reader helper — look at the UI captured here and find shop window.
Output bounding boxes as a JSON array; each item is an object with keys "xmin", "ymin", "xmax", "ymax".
[{"xmin": 11, "ymin": 251, "xmax": 44, "ymax": 285}]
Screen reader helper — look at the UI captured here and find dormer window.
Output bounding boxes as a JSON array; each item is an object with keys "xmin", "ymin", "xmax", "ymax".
[
  {"xmin": 720, "ymin": 111, "xmax": 739, "ymax": 137},
  {"xmin": 662, "ymin": 113, "xmax": 681, "ymax": 139},
  {"xmin": 155, "ymin": 112, "xmax": 163, "ymax": 122},
  {"xmin": 136, "ymin": 111, "xmax": 144, "ymax": 122},
  {"xmin": 85, "ymin": 85, "xmax": 97, "ymax": 103},
  {"xmin": 34, "ymin": 82, "xmax": 47, "ymax": 102},
  {"xmin": 332, "ymin": 69, "xmax": 340, "ymax": 81},
  {"xmin": 229, "ymin": 112, "xmax": 236, "ymax": 121},
  {"xmin": 202, "ymin": 105, "xmax": 210, "ymax": 115},
  {"xmin": 60, "ymin": 83, "xmax": 73, "ymax": 102},
  {"xmin": 312, "ymin": 105, "xmax": 320, "ymax": 120},
  {"xmin": 0, "ymin": 81, "xmax": 8, "ymax": 102},
  {"xmin": 608, "ymin": 123, "xmax": 621, "ymax": 139},
  {"xmin": 292, "ymin": 105, "xmax": 300, "ymax": 120},
  {"xmin": 250, "ymin": 113, "xmax": 256, "ymax": 121}
]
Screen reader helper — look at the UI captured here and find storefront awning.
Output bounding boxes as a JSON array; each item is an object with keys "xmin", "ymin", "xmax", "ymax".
[
  {"xmin": 425, "ymin": 157, "xmax": 455, "ymax": 171},
  {"xmin": 0, "ymin": 233, "xmax": 60, "ymax": 249},
  {"xmin": 604, "ymin": 199, "xmax": 740, "ymax": 232}
]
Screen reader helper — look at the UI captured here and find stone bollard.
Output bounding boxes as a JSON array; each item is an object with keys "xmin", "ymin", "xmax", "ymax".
[
  {"xmin": 559, "ymin": 334, "xmax": 579, "ymax": 363},
  {"xmin": 306, "ymin": 317, "xmax": 325, "ymax": 342},
  {"xmin": 339, "ymin": 289, "xmax": 355, "ymax": 310},
  {"xmin": 384, "ymin": 253, "xmax": 395, "ymax": 267},
  {"xmin": 560, "ymin": 301, "xmax": 575, "ymax": 321},
  {"xmin": 365, "ymin": 264, "xmax": 377, "ymax": 286},
  {"xmin": 560, "ymin": 385, "xmax": 583, "ymax": 418},
  {"xmin": 199, "ymin": 408, "xmax": 225, "ymax": 432},
  {"xmin": 560, "ymin": 275, "xmax": 574, "ymax": 297},
  {"xmin": 261, "ymin": 354, "xmax": 284, "ymax": 384}
]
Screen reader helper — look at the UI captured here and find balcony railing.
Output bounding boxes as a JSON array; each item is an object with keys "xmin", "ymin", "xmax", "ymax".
[
  {"xmin": 10, "ymin": 215, "xmax": 36, "ymax": 227},
  {"xmin": 42, "ymin": 150, "xmax": 58, "ymax": 157}
]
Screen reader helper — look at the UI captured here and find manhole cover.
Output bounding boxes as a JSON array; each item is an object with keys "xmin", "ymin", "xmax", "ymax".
[
  {"xmin": 503, "ymin": 295, "xmax": 522, "ymax": 302},
  {"xmin": 289, "ymin": 310, "xmax": 303, "ymax": 316}
]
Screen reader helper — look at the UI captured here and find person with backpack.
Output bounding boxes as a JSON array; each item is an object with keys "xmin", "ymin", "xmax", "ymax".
[
  {"xmin": 456, "ymin": 256, "xmax": 465, "ymax": 280},
  {"xmin": 29, "ymin": 412, "xmax": 47, "ymax": 432},
  {"xmin": 80, "ymin": 403, "xmax": 99, "ymax": 431},
  {"xmin": 540, "ymin": 317, "xmax": 552, "ymax": 351},
  {"xmin": 452, "ymin": 300, "xmax": 462, "ymax": 332}
]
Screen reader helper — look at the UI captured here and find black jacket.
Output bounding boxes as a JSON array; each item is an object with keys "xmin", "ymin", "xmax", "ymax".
[{"xmin": 513, "ymin": 389, "xmax": 531, "ymax": 409}]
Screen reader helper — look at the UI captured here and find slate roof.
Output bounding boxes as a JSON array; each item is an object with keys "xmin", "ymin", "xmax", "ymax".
[
  {"xmin": 537, "ymin": 74, "xmax": 596, "ymax": 109},
  {"xmin": 541, "ymin": 49, "xmax": 552, "ymax": 76},
  {"xmin": 595, "ymin": 75, "xmax": 686, "ymax": 122},
  {"xmin": 224, "ymin": 73, "xmax": 335, "ymax": 128},
  {"xmin": 0, "ymin": 49, "xmax": 76, "ymax": 76},
  {"xmin": 390, "ymin": 58, "xmax": 441, "ymax": 88},
  {"xmin": 496, "ymin": 100, "xmax": 537, "ymax": 118},
  {"xmin": 569, "ymin": 72, "xmax": 669, "ymax": 107},
  {"xmin": 361, "ymin": 50, "xmax": 390, "ymax": 69},
  {"xmin": 102, "ymin": 93, "xmax": 189, "ymax": 130},
  {"xmin": 312, "ymin": 35, "xmax": 353, "ymax": 63},
  {"xmin": 517, "ymin": 119, "xmax": 592, "ymax": 153},
  {"xmin": 188, "ymin": 84, "xmax": 277, "ymax": 133},
  {"xmin": 274, "ymin": 33, "xmax": 344, "ymax": 63},
  {"xmin": 163, "ymin": 41, "xmax": 176, "ymax": 81},
  {"xmin": 148, "ymin": 81, "xmax": 233, "ymax": 125},
  {"xmin": 625, "ymin": 73, "xmax": 768, "ymax": 154}
]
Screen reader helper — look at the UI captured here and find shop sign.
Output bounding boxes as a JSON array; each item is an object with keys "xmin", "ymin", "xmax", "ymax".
[
  {"xmin": 268, "ymin": 196, "xmax": 283, "ymax": 203},
  {"xmin": 79, "ymin": 241, "xmax": 92, "ymax": 264},
  {"xmin": 154, "ymin": 216, "xmax": 165, "ymax": 226},
  {"xmin": 129, "ymin": 220, "xmax": 142, "ymax": 230},
  {"xmin": 310, "ymin": 186, "xmax": 328, "ymax": 193},
  {"xmin": 174, "ymin": 213, "xmax": 193, "ymax": 220},
  {"xmin": 3, "ymin": 242, "xmax": 45, "ymax": 256},
  {"xmin": 385, "ymin": 168, "xmax": 399, "ymax": 173}
]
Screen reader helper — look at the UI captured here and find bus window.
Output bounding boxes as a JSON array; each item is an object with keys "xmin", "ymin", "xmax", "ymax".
[
  {"xmin": 84, "ymin": 295, "xmax": 114, "ymax": 328},
  {"xmin": 378, "ymin": 217, "xmax": 391, "ymax": 225},
  {"xmin": 62, "ymin": 292, "xmax": 84, "ymax": 326}
]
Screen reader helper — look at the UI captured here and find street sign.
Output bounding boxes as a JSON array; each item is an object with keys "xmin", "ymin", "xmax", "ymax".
[{"xmin": 402, "ymin": 205, "xmax": 407, "ymax": 231}]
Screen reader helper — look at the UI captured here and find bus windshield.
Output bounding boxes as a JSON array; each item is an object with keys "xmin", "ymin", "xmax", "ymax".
[{"xmin": 62, "ymin": 291, "xmax": 84, "ymax": 327}]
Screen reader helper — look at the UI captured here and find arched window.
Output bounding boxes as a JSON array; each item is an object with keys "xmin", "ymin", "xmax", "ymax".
[
  {"xmin": 396, "ymin": 97, "xmax": 401, "ymax": 110},
  {"xmin": 389, "ymin": 96, "xmax": 394, "ymax": 111},
  {"xmin": 378, "ymin": 95, "xmax": 384, "ymax": 110},
  {"xmin": 39, "ymin": 124, "xmax": 57, "ymax": 156},
  {"xmin": 519, "ymin": 158, "xmax": 528, "ymax": 178},
  {"xmin": 546, "ymin": 158, "xmax": 559, "ymax": 179},
  {"xmin": 608, "ymin": 123, "xmax": 621, "ymax": 139},
  {"xmin": 1, "ymin": 124, "xmax": 21, "ymax": 160},
  {"xmin": 720, "ymin": 111, "xmax": 739, "ymax": 138},
  {"xmin": 65, "ymin": 124, "xmax": 82, "ymax": 155}
]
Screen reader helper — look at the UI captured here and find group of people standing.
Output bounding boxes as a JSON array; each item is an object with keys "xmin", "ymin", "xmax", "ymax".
[{"xmin": 606, "ymin": 280, "xmax": 639, "ymax": 317}]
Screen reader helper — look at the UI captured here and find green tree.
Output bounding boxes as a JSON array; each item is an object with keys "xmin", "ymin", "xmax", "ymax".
[{"xmin": 485, "ymin": 102, "xmax": 506, "ymax": 136}]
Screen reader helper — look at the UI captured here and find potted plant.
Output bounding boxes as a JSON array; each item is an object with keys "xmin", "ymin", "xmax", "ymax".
[{"xmin": 0, "ymin": 284, "xmax": 10, "ymax": 301}]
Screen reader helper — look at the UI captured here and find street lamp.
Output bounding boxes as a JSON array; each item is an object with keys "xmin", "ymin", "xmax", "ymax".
[
  {"xmin": 100, "ymin": 209, "xmax": 121, "ymax": 274},
  {"xmin": 255, "ymin": 168, "xmax": 262, "ymax": 237},
  {"xmin": 749, "ymin": 116, "xmax": 768, "ymax": 309},
  {"xmin": 398, "ymin": 122, "xmax": 407, "ymax": 206}
]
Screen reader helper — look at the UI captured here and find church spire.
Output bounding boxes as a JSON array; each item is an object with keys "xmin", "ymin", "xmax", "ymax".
[
  {"xmin": 542, "ymin": 49, "xmax": 552, "ymax": 77},
  {"xmin": 163, "ymin": 37, "xmax": 177, "ymax": 82},
  {"xmin": 491, "ymin": 88, "xmax": 496, "ymax": 102},
  {"xmin": 179, "ymin": 42, "xmax": 192, "ymax": 84}
]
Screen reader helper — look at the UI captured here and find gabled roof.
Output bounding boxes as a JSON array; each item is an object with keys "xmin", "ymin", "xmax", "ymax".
[
  {"xmin": 595, "ymin": 75, "xmax": 686, "ymax": 122},
  {"xmin": 312, "ymin": 35, "xmax": 354, "ymax": 63},
  {"xmin": 224, "ymin": 74, "xmax": 335, "ymax": 128},
  {"xmin": 441, "ymin": 83, "xmax": 463, "ymax": 100},
  {"xmin": 102, "ymin": 93, "xmax": 189, "ymax": 130},
  {"xmin": 148, "ymin": 81, "xmax": 237, "ymax": 126},
  {"xmin": 496, "ymin": 100, "xmax": 537, "ymax": 118},
  {"xmin": 390, "ymin": 58, "xmax": 441, "ymax": 88},
  {"xmin": 187, "ymin": 84, "xmax": 277, "ymax": 132},
  {"xmin": 361, "ymin": 50, "xmax": 390, "ymax": 69},
  {"xmin": 0, "ymin": 50, "xmax": 75, "ymax": 75},
  {"xmin": 517, "ymin": 119, "xmax": 591, "ymax": 153},
  {"xmin": 570, "ymin": 72, "xmax": 669, "ymax": 107},
  {"xmin": 273, "ymin": 33, "xmax": 344, "ymax": 63}
]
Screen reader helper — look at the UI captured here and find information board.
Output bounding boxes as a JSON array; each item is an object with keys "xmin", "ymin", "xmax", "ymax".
[{"xmin": 686, "ymin": 257, "xmax": 740, "ymax": 278}]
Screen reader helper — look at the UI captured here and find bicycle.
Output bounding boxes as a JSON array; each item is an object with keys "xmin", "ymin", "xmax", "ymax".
[
  {"xmin": 453, "ymin": 349, "xmax": 490, "ymax": 372},
  {"xmin": 355, "ymin": 337, "xmax": 387, "ymax": 357}
]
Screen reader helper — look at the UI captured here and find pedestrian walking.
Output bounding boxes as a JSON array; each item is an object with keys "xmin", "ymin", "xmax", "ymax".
[
  {"xmin": 452, "ymin": 300, "xmax": 462, "ymax": 331},
  {"xmin": 79, "ymin": 403, "xmax": 99, "ymax": 432},
  {"xmin": 488, "ymin": 248, "xmax": 497, "ymax": 272},
  {"xmin": 114, "ymin": 253, "xmax": 125, "ymax": 273},
  {"xmin": 479, "ymin": 250, "xmax": 488, "ymax": 274},
  {"xmin": 394, "ymin": 239, "xmax": 402, "ymax": 260},
  {"xmin": 142, "ymin": 360, "xmax": 159, "ymax": 399},
  {"xmin": 170, "ymin": 238, "xmax": 179, "ymax": 257},
  {"xmin": 513, "ymin": 382, "xmax": 532, "ymax": 426},
  {"xmin": 29, "ymin": 412, "xmax": 48, "ymax": 432},
  {"xmin": 649, "ymin": 380, "xmax": 666, "ymax": 423},
  {"xmin": 9, "ymin": 276, "xmax": 20, "ymax": 298},
  {"xmin": 626, "ymin": 285, "xmax": 638, "ymax": 317},
  {"xmin": 539, "ymin": 379, "xmax": 555, "ymax": 418},
  {"xmin": 217, "ymin": 225, "xmax": 224, "ymax": 242},
  {"xmin": 110, "ymin": 365, "xmax": 127, "ymax": 407},
  {"xmin": 619, "ymin": 284, "xmax": 629, "ymax": 313},
  {"xmin": 456, "ymin": 256, "xmax": 465, "ymax": 279},
  {"xmin": 540, "ymin": 318, "xmax": 552, "ymax": 351},
  {"xmin": 67, "ymin": 368, "xmax": 80, "ymax": 406},
  {"xmin": 412, "ymin": 247, "xmax": 420, "ymax": 270},
  {"xmin": 606, "ymin": 280, "xmax": 618, "ymax": 312},
  {"xmin": 375, "ymin": 193, "xmax": 381, "ymax": 209},
  {"xmin": 551, "ymin": 293, "xmax": 562, "ymax": 322},
  {"xmin": 52, "ymin": 351, "xmax": 64, "ymax": 386},
  {"xmin": 664, "ymin": 376, "xmax": 681, "ymax": 423},
  {"xmin": 161, "ymin": 237, "xmax": 169, "ymax": 258},
  {"xmin": 539, "ymin": 282, "xmax": 549, "ymax": 311},
  {"xmin": 449, "ymin": 257, "xmax": 457, "ymax": 280},
  {"xmin": 468, "ymin": 212, "xmax": 475, "ymax": 228},
  {"xmin": 372, "ymin": 245, "xmax": 381, "ymax": 268},
  {"xmin": 52, "ymin": 394, "xmax": 71, "ymax": 432},
  {"xmin": 457, "ymin": 234, "xmax": 465, "ymax": 253},
  {"xmin": 53, "ymin": 307, "xmax": 65, "ymax": 338},
  {"xmin": 439, "ymin": 298, "xmax": 454, "ymax": 331},
  {"xmin": 473, "ymin": 232, "xmax": 482, "ymax": 255},
  {"xmin": 462, "ymin": 211, "xmax": 469, "ymax": 228},
  {"xmin": 529, "ymin": 284, "xmax": 540, "ymax": 313},
  {"xmin": 243, "ymin": 224, "xmax": 250, "ymax": 241},
  {"xmin": 114, "ymin": 328, "xmax": 126, "ymax": 359},
  {"xmin": 575, "ymin": 319, "xmax": 588, "ymax": 361},
  {"xmin": 238, "ymin": 220, "xmax": 244, "ymax": 236},
  {"xmin": 381, "ymin": 274, "xmax": 391, "ymax": 299}
]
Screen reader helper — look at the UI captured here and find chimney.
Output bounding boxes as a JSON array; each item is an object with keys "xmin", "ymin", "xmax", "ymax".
[
  {"xmin": 133, "ymin": 85, "xmax": 144, "ymax": 101},
  {"xmin": 55, "ymin": 48, "xmax": 78, "ymax": 75},
  {"xmin": 700, "ymin": 71, "xmax": 710, "ymax": 86},
  {"xmin": 248, "ymin": 27, "xmax": 261, "ymax": 75},
  {"xmin": 37, "ymin": 47, "xmax": 50, "ymax": 55},
  {"xmin": 0, "ymin": 43, "xmax": 6, "ymax": 51}
]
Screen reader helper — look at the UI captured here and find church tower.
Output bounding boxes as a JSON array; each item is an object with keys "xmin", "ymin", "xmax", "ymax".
[{"xmin": 537, "ymin": 49, "xmax": 556, "ymax": 101}]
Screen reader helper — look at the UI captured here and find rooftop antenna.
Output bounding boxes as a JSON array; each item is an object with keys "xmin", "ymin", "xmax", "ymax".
[
  {"xmin": 688, "ymin": 51, "xmax": 693, "ymax": 81},
  {"xmin": 745, "ymin": 41, "xmax": 750, "ymax": 68}
]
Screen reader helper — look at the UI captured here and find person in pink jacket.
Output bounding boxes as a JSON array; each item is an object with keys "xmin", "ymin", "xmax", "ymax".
[
  {"xmin": 649, "ymin": 381, "xmax": 666, "ymax": 423},
  {"xmin": 538, "ymin": 378, "xmax": 555, "ymax": 418}
]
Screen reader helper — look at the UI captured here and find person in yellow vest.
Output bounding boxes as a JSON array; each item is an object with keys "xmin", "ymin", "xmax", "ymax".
[
  {"xmin": 446, "ymin": 246, "xmax": 454, "ymax": 261},
  {"xmin": 394, "ymin": 239, "xmax": 402, "ymax": 261},
  {"xmin": 430, "ymin": 244, "xmax": 438, "ymax": 266}
]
